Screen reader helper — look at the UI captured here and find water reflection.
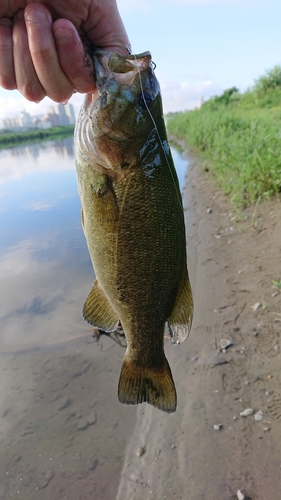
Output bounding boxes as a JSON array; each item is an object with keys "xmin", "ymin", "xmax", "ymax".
[{"xmin": 0, "ymin": 137, "xmax": 188, "ymax": 499}]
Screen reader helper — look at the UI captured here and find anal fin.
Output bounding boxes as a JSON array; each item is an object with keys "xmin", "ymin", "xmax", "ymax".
[
  {"xmin": 167, "ymin": 268, "xmax": 193, "ymax": 345},
  {"xmin": 83, "ymin": 280, "xmax": 119, "ymax": 332}
]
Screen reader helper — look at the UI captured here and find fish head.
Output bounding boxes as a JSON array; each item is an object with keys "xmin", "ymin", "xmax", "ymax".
[
  {"xmin": 94, "ymin": 50, "xmax": 161, "ymax": 136},
  {"xmin": 75, "ymin": 49, "xmax": 163, "ymax": 175}
]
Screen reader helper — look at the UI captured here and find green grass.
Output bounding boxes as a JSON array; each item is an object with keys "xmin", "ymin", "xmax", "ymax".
[
  {"xmin": 167, "ymin": 67, "xmax": 281, "ymax": 207},
  {"xmin": 0, "ymin": 125, "xmax": 74, "ymax": 149}
]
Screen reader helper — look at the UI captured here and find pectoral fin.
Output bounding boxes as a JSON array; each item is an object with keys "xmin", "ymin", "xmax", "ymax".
[
  {"xmin": 83, "ymin": 280, "xmax": 119, "ymax": 332},
  {"xmin": 167, "ymin": 269, "xmax": 193, "ymax": 345}
]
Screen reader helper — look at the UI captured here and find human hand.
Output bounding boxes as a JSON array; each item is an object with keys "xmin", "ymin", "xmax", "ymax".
[{"xmin": 0, "ymin": 1, "xmax": 130, "ymax": 103}]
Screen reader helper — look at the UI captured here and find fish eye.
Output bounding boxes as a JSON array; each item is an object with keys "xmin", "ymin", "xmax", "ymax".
[{"xmin": 138, "ymin": 90, "xmax": 153, "ymax": 109}]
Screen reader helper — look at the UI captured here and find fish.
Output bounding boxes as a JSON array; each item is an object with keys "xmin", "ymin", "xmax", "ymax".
[{"xmin": 74, "ymin": 49, "xmax": 193, "ymax": 414}]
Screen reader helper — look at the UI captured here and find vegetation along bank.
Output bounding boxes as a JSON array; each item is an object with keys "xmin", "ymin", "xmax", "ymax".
[
  {"xmin": 0, "ymin": 125, "xmax": 74, "ymax": 149},
  {"xmin": 167, "ymin": 65, "xmax": 281, "ymax": 207}
]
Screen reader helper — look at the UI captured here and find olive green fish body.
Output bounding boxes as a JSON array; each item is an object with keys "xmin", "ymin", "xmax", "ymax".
[{"xmin": 75, "ymin": 50, "xmax": 193, "ymax": 413}]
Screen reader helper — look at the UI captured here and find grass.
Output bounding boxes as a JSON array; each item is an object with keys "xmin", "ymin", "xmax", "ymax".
[
  {"xmin": 272, "ymin": 279, "xmax": 281, "ymax": 290},
  {"xmin": 0, "ymin": 125, "xmax": 74, "ymax": 149},
  {"xmin": 167, "ymin": 67, "xmax": 281, "ymax": 207}
]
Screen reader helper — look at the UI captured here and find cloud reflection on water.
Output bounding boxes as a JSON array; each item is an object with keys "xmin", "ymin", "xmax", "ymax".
[{"xmin": 0, "ymin": 137, "xmax": 93, "ymax": 352}]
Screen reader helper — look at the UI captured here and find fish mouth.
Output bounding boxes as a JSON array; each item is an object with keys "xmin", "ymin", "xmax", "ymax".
[{"xmin": 93, "ymin": 49, "xmax": 152, "ymax": 89}]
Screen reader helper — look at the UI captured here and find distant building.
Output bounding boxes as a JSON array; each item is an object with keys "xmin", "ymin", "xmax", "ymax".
[
  {"xmin": 19, "ymin": 110, "xmax": 33, "ymax": 128},
  {"xmin": 0, "ymin": 102, "xmax": 76, "ymax": 131}
]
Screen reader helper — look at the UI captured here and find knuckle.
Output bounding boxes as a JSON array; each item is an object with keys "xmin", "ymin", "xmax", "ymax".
[{"xmin": 18, "ymin": 82, "xmax": 45, "ymax": 102}]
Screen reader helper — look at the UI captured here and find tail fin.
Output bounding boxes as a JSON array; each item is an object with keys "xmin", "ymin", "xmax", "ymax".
[{"xmin": 118, "ymin": 356, "xmax": 177, "ymax": 414}]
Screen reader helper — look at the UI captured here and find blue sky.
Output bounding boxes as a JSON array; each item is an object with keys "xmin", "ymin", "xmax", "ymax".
[{"xmin": 1, "ymin": 0, "xmax": 281, "ymax": 119}]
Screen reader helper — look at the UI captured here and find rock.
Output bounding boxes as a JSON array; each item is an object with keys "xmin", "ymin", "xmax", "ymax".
[
  {"xmin": 213, "ymin": 423, "xmax": 223, "ymax": 431},
  {"xmin": 240, "ymin": 408, "xmax": 254, "ymax": 417},
  {"xmin": 219, "ymin": 339, "xmax": 233, "ymax": 351},
  {"xmin": 136, "ymin": 447, "xmax": 145, "ymax": 457},
  {"xmin": 251, "ymin": 302, "xmax": 261, "ymax": 311},
  {"xmin": 254, "ymin": 410, "xmax": 264, "ymax": 421},
  {"xmin": 237, "ymin": 490, "xmax": 245, "ymax": 500}
]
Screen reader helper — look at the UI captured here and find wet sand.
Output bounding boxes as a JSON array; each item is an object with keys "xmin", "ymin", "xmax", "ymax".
[{"xmin": 1, "ymin": 150, "xmax": 280, "ymax": 499}]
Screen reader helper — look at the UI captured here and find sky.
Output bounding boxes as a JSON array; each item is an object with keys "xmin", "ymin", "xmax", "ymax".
[{"xmin": 1, "ymin": 0, "xmax": 281, "ymax": 120}]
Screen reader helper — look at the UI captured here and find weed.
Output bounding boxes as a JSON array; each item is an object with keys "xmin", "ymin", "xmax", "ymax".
[{"xmin": 167, "ymin": 65, "xmax": 281, "ymax": 207}]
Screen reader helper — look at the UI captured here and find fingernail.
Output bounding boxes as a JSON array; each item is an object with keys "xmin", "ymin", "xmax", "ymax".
[{"xmin": 25, "ymin": 7, "xmax": 51, "ymax": 25}]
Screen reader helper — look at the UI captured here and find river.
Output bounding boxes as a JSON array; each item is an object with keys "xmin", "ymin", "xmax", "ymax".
[{"xmin": 0, "ymin": 136, "xmax": 188, "ymax": 499}]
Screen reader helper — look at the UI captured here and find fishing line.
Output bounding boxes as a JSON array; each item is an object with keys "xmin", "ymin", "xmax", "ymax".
[{"xmin": 132, "ymin": 53, "xmax": 183, "ymax": 209}]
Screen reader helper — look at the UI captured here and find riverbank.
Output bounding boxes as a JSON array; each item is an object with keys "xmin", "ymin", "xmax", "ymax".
[
  {"xmin": 0, "ymin": 125, "xmax": 74, "ymax": 149},
  {"xmin": 116, "ymin": 150, "xmax": 281, "ymax": 499},
  {"xmin": 167, "ymin": 67, "xmax": 281, "ymax": 208}
]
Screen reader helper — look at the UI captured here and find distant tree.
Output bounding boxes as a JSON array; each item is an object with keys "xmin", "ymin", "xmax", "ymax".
[{"xmin": 254, "ymin": 65, "xmax": 281, "ymax": 93}]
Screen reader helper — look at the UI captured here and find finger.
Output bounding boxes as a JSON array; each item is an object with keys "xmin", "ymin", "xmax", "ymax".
[
  {"xmin": 24, "ymin": 3, "xmax": 73, "ymax": 103},
  {"xmin": 84, "ymin": 1, "xmax": 131, "ymax": 55},
  {"xmin": 53, "ymin": 19, "xmax": 95, "ymax": 94},
  {"xmin": 0, "ymin": 18, "xmax": 16, "ymax": 90},
  {"xmin": 13, "ymin": 10, "xmax": 45, "ymax": 101}
]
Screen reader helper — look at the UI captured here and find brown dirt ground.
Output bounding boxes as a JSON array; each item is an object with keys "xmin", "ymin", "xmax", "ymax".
[{"xmin": 116, "ymin": 150, "xmax": 281, "ymax": 500}]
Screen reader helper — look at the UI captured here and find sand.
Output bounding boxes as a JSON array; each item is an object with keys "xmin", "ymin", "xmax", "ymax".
[{"xmin": 1, "ymin": 150, "xmax": 280, "ymax": 499}]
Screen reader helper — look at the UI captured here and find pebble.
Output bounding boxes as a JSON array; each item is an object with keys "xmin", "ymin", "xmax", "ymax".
[
  {"xmin": 263, "ymin": 426, "xmax": 270, "ymax": 432},
  {"xmin": 240, "ymin": 408, "xmax": 254, "ymax": 417},
  {"xmin": 219, "ymin": 339, "xmax": 233, "ymax": 351},
  {"xmin": 251, "ymin": 302, "xmax": 261, "ymax": 311},
  {"xmin": 136, "ymin": 447, "xmax": 145, "ymax": 457},
  {"xmin": 254, "ymin": 410, "xmax": 264, "ymax": 421},
  {"xmin": 213, "ymin": 423, "xmax": 223, "ymax": 431},
  {"xmin": 237, "ymin": 490, "xmax": 245, "ymax": 500}
]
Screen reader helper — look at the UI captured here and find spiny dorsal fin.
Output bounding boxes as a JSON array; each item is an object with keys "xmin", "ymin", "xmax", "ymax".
[
  {"xmin": 118, "ymin": 355, "xmax": 177, "ymax": 414},
  {"xmin": 83, "ymin": 280, "xmax": 119, "ymax": 332},
  {"xmin": 167, "ymin": 268, "xmax": 193, "ymax": 345}
]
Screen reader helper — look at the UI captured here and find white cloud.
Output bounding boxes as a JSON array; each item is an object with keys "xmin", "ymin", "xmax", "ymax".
[
  {"xmin": 160, "ymin": 78, "xmax": 223, "ymax": 112},
  {"xmin": 0, "ymin": 88, "xmax": 84, "ymax": 121}
]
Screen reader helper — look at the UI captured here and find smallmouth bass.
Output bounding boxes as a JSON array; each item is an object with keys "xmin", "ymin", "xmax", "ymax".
[{"xmin": 74, "ymin": 49, "xmax": 193, "ymax": 414}]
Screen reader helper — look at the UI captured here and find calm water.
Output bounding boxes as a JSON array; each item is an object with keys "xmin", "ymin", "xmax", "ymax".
[{"xmin": 0, "ymin": 137, "xmax": 188, "ymax": 499}]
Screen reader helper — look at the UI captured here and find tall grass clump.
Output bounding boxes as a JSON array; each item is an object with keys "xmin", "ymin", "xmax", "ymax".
[{"xmin": 167, "ymin": 65, "xmax": 281, "ymax": 207}]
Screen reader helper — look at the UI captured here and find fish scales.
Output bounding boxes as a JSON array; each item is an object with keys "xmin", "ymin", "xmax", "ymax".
[{"xmin": 75, "ymin": 49, "xmax": 193, "ymax": 413}]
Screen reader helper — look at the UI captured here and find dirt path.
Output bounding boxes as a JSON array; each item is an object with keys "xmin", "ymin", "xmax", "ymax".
[{"xmin": 116, "ymin": 152, "xmax": 281, "ymax": 500}]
